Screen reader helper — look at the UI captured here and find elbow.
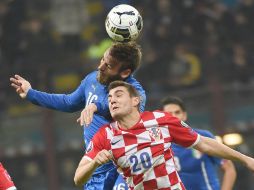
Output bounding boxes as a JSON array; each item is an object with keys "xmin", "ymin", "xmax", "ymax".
[
  {"xmin": 74, "ymin": 175, "xmax": 83, "ymax": 187},
  {"xmin": 64, "ymin": 107, "xmax": 77, "ymax": 113}
]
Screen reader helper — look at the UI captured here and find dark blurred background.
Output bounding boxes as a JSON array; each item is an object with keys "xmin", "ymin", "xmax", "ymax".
[{"xmin": 0, "ymin": 0, "xmax": 254, "ymax": 189}]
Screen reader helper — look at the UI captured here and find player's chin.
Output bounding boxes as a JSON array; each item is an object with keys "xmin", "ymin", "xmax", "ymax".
[
  {"xmin": 111, "ymin": 111, "xmax": 121, "ymax": 119},
  {"xmin": 97, "ymin": 75, "xmax": 108, "ymax": 85}
]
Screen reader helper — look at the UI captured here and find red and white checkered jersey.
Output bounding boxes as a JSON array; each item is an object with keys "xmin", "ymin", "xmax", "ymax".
[
  {"xmin": 0, "ymin": 163, "xmax": 16, "ymax": 190},
  {"xmin": 85, "ymin": 111, "xmax": 200, "ymax": 190}
]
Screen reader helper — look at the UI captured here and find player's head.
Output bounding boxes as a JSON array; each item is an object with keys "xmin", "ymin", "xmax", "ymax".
[
  {"xmin": 97, "ymin": 42, "xmax": 142, "ymax": 85},
  {"xmin": 161, "ymin": 96, "xmax": 187, "ymax": 121},
  {"xmin": 108, "ymin": 81, "xmax": 140, "ymax": 120}
]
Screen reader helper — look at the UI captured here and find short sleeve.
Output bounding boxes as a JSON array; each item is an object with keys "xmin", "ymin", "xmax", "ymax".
[
  {"xmin": 167, "ymin": 116, "xmax": 200, "ymax": 148},
  {"xmin": 85, "ymin": 126, "xmax": 109, "ymax": 160}
]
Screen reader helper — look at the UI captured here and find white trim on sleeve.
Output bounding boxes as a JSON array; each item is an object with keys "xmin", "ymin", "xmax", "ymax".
[
  {"xmin": 6, "ymin": 187, "xmax": 17, "ymax": 190},
  {"xmin": 188, "ymin": 134, "xmax": 200, "ymax": 148},
  {"xmin": 83, "ymin": 155, "xmax": 93, "ymax": 161}
]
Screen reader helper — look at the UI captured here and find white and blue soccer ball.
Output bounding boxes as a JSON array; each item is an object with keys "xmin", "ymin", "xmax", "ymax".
[{"xmin": 105, "ymin": 4, "xmax": 143, "ymax": 42}]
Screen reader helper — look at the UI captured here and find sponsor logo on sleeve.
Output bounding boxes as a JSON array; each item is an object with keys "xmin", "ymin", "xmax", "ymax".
[{"xmin": 86, "ymin": 141, "xmax": 93, "ymax": 153}]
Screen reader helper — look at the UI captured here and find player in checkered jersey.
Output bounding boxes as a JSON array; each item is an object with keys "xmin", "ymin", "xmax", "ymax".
[
  {"xmin": 74, "ymin": 81, "xmax": 254, "ymax": 190},
  {"xmin": 0, "ymin": 163, "xmax": 16, "ymax": 190}
]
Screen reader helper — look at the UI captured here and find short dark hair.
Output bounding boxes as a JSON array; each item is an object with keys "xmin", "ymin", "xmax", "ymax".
[
  {"xmin": 108, "ymin": 80, "xmax": 140, "ymax": 98},
  {"xmin": 161, "ymin": 96, "xmax": 186, "ymax": 111},
  {"xmin": 109, "ymin": 42, "xmax": 142, "ymax": 73}
]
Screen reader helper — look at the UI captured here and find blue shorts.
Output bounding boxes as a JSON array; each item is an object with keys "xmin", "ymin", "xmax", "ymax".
[{"xmin": 84, "ymin": 166, "xmax": 119, "ymax": 190}]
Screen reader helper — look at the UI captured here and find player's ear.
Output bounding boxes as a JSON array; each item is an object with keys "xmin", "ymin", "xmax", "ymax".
[
  {"xmin": 120, "ymin": 69, "xmax": 131, "ymax": 79},
  {"xmin": 133, "ymin": 96, "xmax": 140, "ymax": 107},
  {"xmin": 183, "ymin": 111, "xmax": 188, "ymax": 121}
]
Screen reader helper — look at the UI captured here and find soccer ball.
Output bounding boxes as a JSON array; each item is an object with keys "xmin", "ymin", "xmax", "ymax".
[{"xmin": 105, "ymin": 4, "xmax": 143, "ymax": 42}]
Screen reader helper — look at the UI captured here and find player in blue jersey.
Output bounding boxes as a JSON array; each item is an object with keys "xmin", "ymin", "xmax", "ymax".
[
  {"xmin": 10, "ymin": 42, "xmax": 146, "ymax": 190},
  {"xmin": 161, "ymin": 96, "xmax": 236, "ymax": 190}
]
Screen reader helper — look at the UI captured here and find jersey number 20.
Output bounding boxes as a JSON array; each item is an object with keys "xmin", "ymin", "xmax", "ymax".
[{"xmin": 130, "ymin": 152, "xmax": 152, "ymax": 173}]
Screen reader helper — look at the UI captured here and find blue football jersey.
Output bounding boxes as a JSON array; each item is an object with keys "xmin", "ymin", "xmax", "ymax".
[
  {"xmin": 26, "ymin": 70, "xmax": 146, "ymax": 188},
  {"xmin": 113, "ymin": 175, "xmax": 128, "ymax": 190},
  {"xmin": 172, "ymin": 129, "xmax": 222, "ymax": 190}
]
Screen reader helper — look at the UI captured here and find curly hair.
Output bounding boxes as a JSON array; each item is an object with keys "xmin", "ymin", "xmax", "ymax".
[{"xmin": 109, "ymin": 42, "xmax": 142, "ymax": 73}]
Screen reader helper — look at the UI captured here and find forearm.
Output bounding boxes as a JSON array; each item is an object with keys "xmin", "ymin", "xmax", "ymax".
[
  {"xmin": 221, "ymin": 161, "xmax": 236, "ymax": 190},
  {"xmin": 221, "ymin": 170, "xmax": 236, "ymax": 190},
  {"xmin": 74, "ymin": 150, "xmax": 113, "ymax": 186},
  {"xmin": 27, "ymin": 89, "xmax": 84, "ymax": 112},
  {"xmin": 74, "ymin": 159, "xmax": 99, "ymax": 187},
  {"xmin": 195, "ymin": 136, "xmax": 250, "ymax": 165}
]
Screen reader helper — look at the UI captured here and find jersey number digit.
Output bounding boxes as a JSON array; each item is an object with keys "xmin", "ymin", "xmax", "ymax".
[
  {"xmin": 130, "ymin": 152, "xmax": 152, "ymax": 173},
  {"xmin": 113, "ymin": 183, "xmax": 127, "ymax": 190},
  {"xmin": 86, "ymin": 92, "xmax": 98, "ymax": 106}
]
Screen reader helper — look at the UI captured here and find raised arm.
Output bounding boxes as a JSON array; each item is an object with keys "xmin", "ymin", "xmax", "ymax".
[
  {"xmin": 10, "ymin": 74, "xmax": 86, "ymax": 112},
  {"xmin": 194, "ymin": 136, "xmax": 254, "ymax": 171}
]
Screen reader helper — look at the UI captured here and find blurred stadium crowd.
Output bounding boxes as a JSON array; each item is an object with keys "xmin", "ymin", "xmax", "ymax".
[{"xmin": 0, "ymin": 0, "xmax": 254, "ymax": 189}]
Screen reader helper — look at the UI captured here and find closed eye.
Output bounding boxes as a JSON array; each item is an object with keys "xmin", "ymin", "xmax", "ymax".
[
  {"xmin": 105, "ymin": 63, "xmax": 112, "ymax": 69},
  {"xmin": 115, "ymin": 92, "xmax": 123, "ymax": 97}
]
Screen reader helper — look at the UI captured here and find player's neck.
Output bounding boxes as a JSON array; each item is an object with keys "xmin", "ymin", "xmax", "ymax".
[{"xmin": 117, "ymin": 110, "xmax": 140, "ymax": 130}]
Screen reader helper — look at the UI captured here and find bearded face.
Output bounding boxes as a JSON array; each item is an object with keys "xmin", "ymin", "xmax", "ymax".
[
  {"xmin": 97, "ymin": 49, "xmax": 124, "ymax": 85},
  {"xmin": 97, "ymin": 72, "xmax": 123, "ymax": 85}
]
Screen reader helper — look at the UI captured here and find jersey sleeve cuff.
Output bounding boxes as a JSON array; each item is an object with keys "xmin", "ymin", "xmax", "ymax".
[
  {"xmin": 26, "ymin": 88, "xmax": 36, "ymax": 100},
  {"xmin": 83, "ymin": 155, "xmax": 93, "ymax": 161},
  {"xmin": 6, "ymin": 187, "xmax": 17, "ymax": 190},
  {"xmin": 187, "ymin": 134, "xmax": 201, "ymax": 148}
]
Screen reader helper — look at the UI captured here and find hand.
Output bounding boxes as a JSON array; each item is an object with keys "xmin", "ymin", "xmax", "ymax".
[
  {"xmin": 77, "ymin": 103, "xmax": 97, "ymax": 126},
  {"xmin": 10, "ymin": 74, "xmax": 32, "ymax": 99},
  {"xmin": 94, "ymin": 149, "xmax": 112, "ymax": 166}
]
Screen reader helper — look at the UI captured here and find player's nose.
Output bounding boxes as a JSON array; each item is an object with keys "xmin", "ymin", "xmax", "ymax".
[
  {"xmin": 98, "ymin": 62, "xmax": 106, "ymax": 71},
  {"xmin": 110, "ymin": 96, "xmax": 117, "ymax": 105}
]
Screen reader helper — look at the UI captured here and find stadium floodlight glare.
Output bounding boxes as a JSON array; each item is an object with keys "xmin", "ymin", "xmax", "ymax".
[
  {"xmin": 215, "ymin": 135, "xmax": 223, "ymax": 143},
  {"xmin": 222, "ymin": 133, "xmax": 243, "ymax": 146}
]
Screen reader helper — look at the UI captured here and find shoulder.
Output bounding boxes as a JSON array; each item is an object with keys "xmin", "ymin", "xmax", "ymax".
[
  {"xmin": 141, "ymin": 110, "xmax": 165, "ymax": 119},
  {"xmin": 91, "ymin": 124, "xmax": 108, "ymax": 141},
  {"xmin": 125, "ymin": 76, "xmax": 146, "ymax": 102},
  {"xmin": 80, "ymin": 71, "xmax": 99, "ymax": 88},
  {"xmin": 81, "ymin": 71, "xmax": 98, "ymax": 82},
  {"xmin": 96, "ymin": 124, "xmax": 109, "ymax": 134},
  {"xmin": 141, "ymin": 110, "xmax": 176, "ymax": 123},
  {"xmin": 124, "ymin": 75, "xmax": 141, "ymax": 86}
]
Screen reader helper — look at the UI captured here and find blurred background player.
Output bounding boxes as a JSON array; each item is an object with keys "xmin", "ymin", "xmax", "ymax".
[
  {"xmin": 10, "ymin": 42, "xmax": 146, "ymax": 190},
  {"xmin": 0, "ymin": 162, "xmax": 16, "ymax": 190},
  {"xmin": 161, "ymin": 96, "xmax": 236, "ymax": 190},
  {"xmin": 74, "ymin": 81, "xmax": 254, "ymax": 190}
]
